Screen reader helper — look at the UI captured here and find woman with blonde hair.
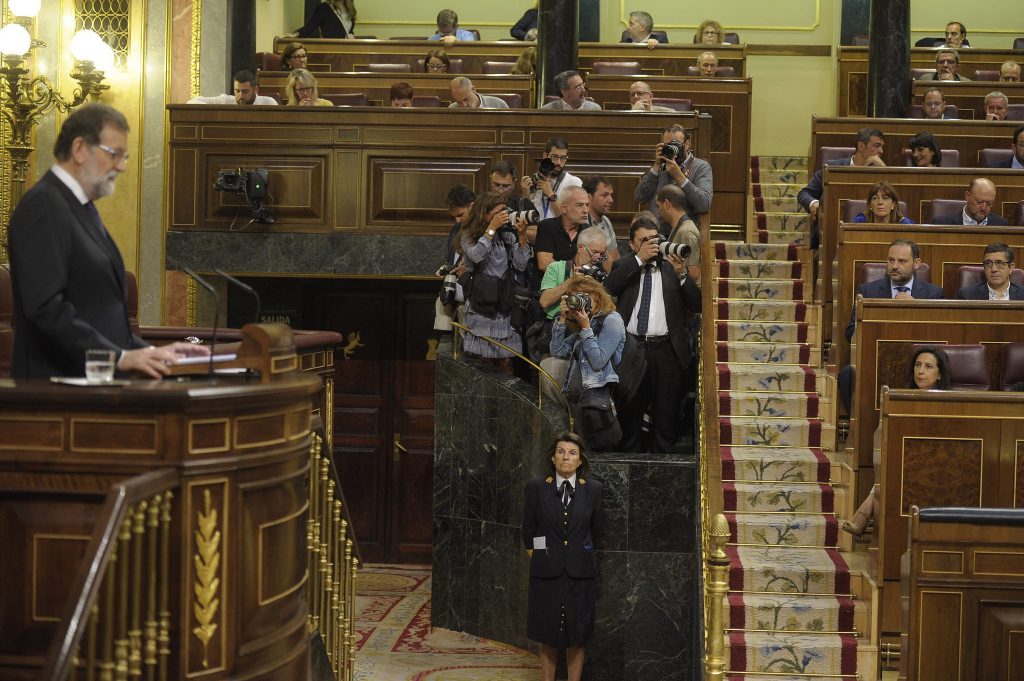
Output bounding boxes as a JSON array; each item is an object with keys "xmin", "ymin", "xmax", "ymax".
[
  {"xmin": 511, "ymin": 46, "xmax": 538, "ymax": 76},
  {"xmin": 694, "ymin": 19, "xmax": 723, "ymax": 44},
  {"xmin": 550, "ymin": 276, "xmax": 625, "ymax": 451},
  {"xmin": 286, "ymin": 69, "xmax": 333, "ymax": 106},
  {"xmin": 291, "ymin": 0, "xmax": 356, "ymax": 39}
]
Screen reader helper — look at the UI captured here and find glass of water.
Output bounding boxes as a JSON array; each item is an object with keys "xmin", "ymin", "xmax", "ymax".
[{"xmin": 85, "ymin": 349, "xmax": 117, "ymax": 383}]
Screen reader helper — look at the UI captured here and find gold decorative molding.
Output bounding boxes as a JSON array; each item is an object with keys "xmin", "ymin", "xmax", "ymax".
[
  {"xmin": 192, "ymin": 489, "xmax": 221, "ymax": 669},
  {"xmin": 190, "ymin": 0, "xmax": 201, "ymax": 99}
]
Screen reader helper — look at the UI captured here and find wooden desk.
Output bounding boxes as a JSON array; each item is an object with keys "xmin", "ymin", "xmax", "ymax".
[
  {"xmin": 832, "ymin": 222, "xmax": 1024, "ymax": 371},
  {"xmin": 271, "ymin": 38, "xmax": 747, "ymax": 78},
  {"xmin": 911, "ymin": 81, "xmax": 1024, "ymax": 121},
  {"xmin": 837, "ymin": 46, "xmax": 1022, "ymax": 117},
  {"xmin": 257, "ymin": 71, "xmax": 533, "ymax": 108},
  {"xmin": 586, "ymin": 75, "xmax": 752, "ymax": 231},
  {"xmin": 167, "ymin": 106, "xmax": 712, "ymax": 236},
  {"xmin": 848, "ymin": 299, "xmax": 1024, "ymax": 480},
  {"xmin": 901, "ymin": 505, "xmax": 1024, "ymax": 681},
  {"xmin": 815, "ymin": 165, "xmax": 1024, "ymax": 351}
]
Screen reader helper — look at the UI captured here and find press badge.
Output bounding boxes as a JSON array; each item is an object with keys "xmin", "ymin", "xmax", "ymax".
[{"xmin": 532, "ymin": 536, "xmax": 547, "ymax": 550}]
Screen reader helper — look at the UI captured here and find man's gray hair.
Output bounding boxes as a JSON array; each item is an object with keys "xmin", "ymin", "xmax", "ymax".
[
  {"xmin": 450, "ymin": 76, "xmax": 473, "ymax": 90},
  {"xmin": 628, "ymin": 11, "xmax": 653, "ymax": 33},
  {"xmin": 936, "ymin": 48, "xmax": 959, "ymax": 64},
  {"xmin": 984, "ymin": 91, "xmax": 1008, "ymax": 106},
  {"xmin": 578, "ymin": 227, "xmax": 608, "ymax": 249},
  {"xmin": 554, "ymin": 70, "xmax": 582, "ymax": 94},
  {"xmin": 558, "ymin": 184, "xmax": 588, "ymax": 204}
]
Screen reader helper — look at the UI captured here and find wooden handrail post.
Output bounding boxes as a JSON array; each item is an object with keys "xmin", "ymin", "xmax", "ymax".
[{"xmin": 704, "ymin": 513, "xmax": 731, "ymax": 680}]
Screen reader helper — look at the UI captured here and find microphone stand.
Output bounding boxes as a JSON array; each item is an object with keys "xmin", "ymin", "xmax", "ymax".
[
  {"xmin": 184, "ymin": 268, "xmax": 219, "ymax": 377},
  {"xmin": 214, "ymin": 269, "xmax": 262, "ymax": 324}
]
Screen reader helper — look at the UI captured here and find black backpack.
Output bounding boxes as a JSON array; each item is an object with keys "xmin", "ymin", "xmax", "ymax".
[{"xmin": 590, "ymin": 315, "xmax": 647, "ymax": 403}]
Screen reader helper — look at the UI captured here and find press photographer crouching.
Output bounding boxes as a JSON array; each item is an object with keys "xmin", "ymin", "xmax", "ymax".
[
  {"xmin": 604, "ymin": 211, "xmax": 702, "ymax": 453},
  {"xmin": 458, "ymin": 191, "xmax": 532, "ymax": 371},
  {"xmin": 532, "ymin": 229, "xmax": 611, "ymax": 398},
  {"xmin": 550, "ymin": 277, "xmax": 625, "ymax": 451}
]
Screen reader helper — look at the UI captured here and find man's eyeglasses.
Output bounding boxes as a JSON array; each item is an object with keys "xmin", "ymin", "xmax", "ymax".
[
  {"xmin": 95, "ymin": 143, "xmax": 129, "ymax": 163},
  {"xmin": 569, "ymin": 82, "xmax": 586, "ymax": 91},
  {"xmin": 984, "ymin": 259, "xmax": 1011, "ymax": 269},
  {"xmin": 582, "ymin": 244, "xmax": 607, "ymax": 262},
  {"xmin": 490, "ymin": 181, "xmax": 514, "ymax": 192},
  {"xmin": 548, "ymin": 153, "xmax": 568, "ymax": 162}
]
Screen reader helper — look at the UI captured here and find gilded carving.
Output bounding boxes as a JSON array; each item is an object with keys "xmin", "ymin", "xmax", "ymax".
[
  {"xmin": 342, "ymin": 331, "xmax": 364, "ymax": 359},
  {"xmin": 192, "ymin": 489, "xmax": 220, "ymax": 668}
]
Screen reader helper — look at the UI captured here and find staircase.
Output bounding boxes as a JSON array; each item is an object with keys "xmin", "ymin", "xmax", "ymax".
[{"xmin": 710, "ymin": 157, "xmax": 877, "ymax": 679}]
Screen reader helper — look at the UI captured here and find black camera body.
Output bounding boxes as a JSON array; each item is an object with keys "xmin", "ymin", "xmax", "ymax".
[
  {"xmin": 213, "ymin": 168, "xmax": 274, "ymax": 224},
  {"xmin": 577, "ymin": 263, "xmax": 607, "ymax": 282},
  {"xmin": 531, "ymin": 157, "xmax": 562, "ymax": 185},
  {"xmin": 660, "ymin": 140, "xmax": 685, "ymax": 163},
  {"xmin": 565, "ymin": 292, "xmax": 593, "ymax": 316}
]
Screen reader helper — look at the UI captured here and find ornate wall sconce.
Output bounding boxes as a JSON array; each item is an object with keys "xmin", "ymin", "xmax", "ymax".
[{"xmin": 0, "ymin": 0, "xmax": 115, "ymax": 258}]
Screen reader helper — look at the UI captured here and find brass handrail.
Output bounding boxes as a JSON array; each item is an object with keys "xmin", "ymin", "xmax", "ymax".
[
  {"xmin": 450, "ymin": 321, "xmax": 574, "ymax": 429},
  {"xmin": 42, "ymin": 468, "xmax": 180, "ymax": 681}
]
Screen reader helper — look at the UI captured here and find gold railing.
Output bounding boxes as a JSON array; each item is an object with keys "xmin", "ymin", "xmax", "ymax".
[
  {"xmin": 450, "ymin": 321, "xmax": 574, "ymax": 429},
  {"xmin": 307, "ymin": 432, "xmax": 357, "ymax": 680},
  {"xmin": 42, "ymin": 468, "xmax": 179, "ymax": 681},
  {"xmin": 704, "ymin": 513, "xmax": 730, "ymax": 680}
]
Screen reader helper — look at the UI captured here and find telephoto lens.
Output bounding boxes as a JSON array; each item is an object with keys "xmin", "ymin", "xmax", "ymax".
[
  {"xmin": 439, "ymin": 273, "xmax": 459, "ymax": 306},
  {"xmin": 657, "ymin": 238, "xmax": 691, "ymax": 260},
  {"xmin": 564, "ymin": 292, "xmax": 593, "ymax": 316},
  {"xmin": 505, "ymin": 209, "xmax": 541, "ymax": 228}
]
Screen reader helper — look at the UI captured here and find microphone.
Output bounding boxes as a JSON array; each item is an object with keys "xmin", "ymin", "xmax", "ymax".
[
  {"xmin": 184, "ymin": 267, "xmax": 219, "ymax": 377},
  {"xmin": 214, "ymin": 269, "xmax": 261, "ymax": 325}
]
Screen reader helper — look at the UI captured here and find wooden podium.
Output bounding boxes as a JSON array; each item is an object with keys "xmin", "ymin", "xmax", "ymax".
[{"xmin": 0, "ymin": 325, "xmax": 326, "ymax": 681}]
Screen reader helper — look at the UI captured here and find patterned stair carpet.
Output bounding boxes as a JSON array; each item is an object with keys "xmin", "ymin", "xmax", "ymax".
[
  {"xmin": 355, "ymin": 564, "xmax": 540, "ymax": 680},
  {"xmin": 716, "ymin": 159, "xmax": 859, "ymax": 679}
]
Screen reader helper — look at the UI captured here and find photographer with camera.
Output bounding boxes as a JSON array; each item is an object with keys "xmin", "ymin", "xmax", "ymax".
[
  {"xmin": 457, "ymin": 192, "xmax": 532, "ymax": 370},
  {"xmin": 550, "ymin": 277, "xmax": 625, "ymax": 451},
  {"xmin": 531, "ymin": 230, "xmax": 610, "ymax": 396},
  {"xmin": 604, "ymin": 211, "xmax": 701, "ymax": 453},
  {"xmin": 520, "ymin": 137, "xmax": 582, "ymax": 220},
  {"xmin": 655, "ymin": 184, "xmax": 701, "ymax": 283},
  {"xmin": 535, "ymin": 186, "xmax": 592, "ymax": 273},
  {"xmin": 634, "ymin": 124, "xmax": 713, "ymax": 226},
  {"xmin": 435, "ymin": 184, "xmax": 476, "ymax": 331}
]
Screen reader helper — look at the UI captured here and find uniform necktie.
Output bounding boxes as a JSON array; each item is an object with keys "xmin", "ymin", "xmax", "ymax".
[
  {"xmin": 84, "ymin": 201, "xmax": 110, "ymax": 242},
  {"xmin": 637, "ymin": 265, "xmax": 653, "ymax": 335},
  {"xmin": 561, "ymin": 480, "xmax": 572, "ymax": 508},
  {"xmin": 894, "ymin": 285, "xmax": 909, "ymax": 297}
]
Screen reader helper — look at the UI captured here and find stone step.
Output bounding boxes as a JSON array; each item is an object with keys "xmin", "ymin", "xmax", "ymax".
[
  {"xmin": 715, "ymin": 342, "xmax": 820, "ymax": 366},
  {"xmin": 727, "ymin": 593, "xmax": 864, "ymax": 636},
  {"xmin": 725, "ymin": 546, "xmax": 851, "ymax": 595},
  {"xmin": 720, "ymin": 445, "xmax": 831, "ymax": 483},
  {"xmin": 728, "ymin": 512, "xmax": 839, "ymax": 548},
  {"xmin": 723, "ymin": 482, "xmax": 838, "ymax": 514}
]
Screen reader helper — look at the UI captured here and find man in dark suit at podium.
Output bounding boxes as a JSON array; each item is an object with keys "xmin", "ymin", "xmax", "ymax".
[
  {"xmin": 956, "ymin": 244, "xmax": 1024, "ymax": 300},
  {"xmin": 8, "ymin": 104, "xmax": 206, "ymax": 379},
  {"xmin": 932, "ymin": 178, "xmax": 1009, "ymax": 225}
]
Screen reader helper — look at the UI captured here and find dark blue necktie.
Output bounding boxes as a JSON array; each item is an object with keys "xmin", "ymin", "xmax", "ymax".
[
  {"xmin": 561, "ymin": 480, "xmax": 572, "ymax": 508},
  {"xmin": 894, "ymin": 285, "xmax": 909, "ymax": 297},
  {"xmin": 84, "ymin": 201, "xmax": 111, "ymax": 242},
  {"xmin": 637, "ymin": 265, "xmax": 653, "ymax": 335}
]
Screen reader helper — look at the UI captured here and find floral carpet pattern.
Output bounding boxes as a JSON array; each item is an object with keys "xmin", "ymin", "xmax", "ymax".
[
  {"xmin": 716, "ymin": 156, "xmax": 859, "ymax": 679},
  {"xmin": 355, "ymin": 564, "xmax": 540, "ymax": 681}
]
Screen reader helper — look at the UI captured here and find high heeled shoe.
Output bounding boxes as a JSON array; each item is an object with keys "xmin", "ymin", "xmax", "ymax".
[{"xmin": 841, "ymin": 509, "xmax": 870, "ymax": 537}]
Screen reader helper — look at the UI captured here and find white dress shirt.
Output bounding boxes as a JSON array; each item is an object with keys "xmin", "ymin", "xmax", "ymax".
[{"xmin": 626, "ymin": 257, "xmax": 669, "ymax": 336}]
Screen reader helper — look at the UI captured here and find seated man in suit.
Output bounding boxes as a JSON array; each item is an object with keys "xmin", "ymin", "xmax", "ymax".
[
  {"xmin": 541, "ymin": 70, "xmax": 601, "ymax": 111},
  {"xmin": 8, "ymin": 104, "xmax": 208, "ymax": 379},
  {"xmin": 918, "ymin": 49, "xmax": 971, "ymax": 81},
  {"xmin": 944, "ymin": 21, "xmax": 969, "ymax": 49},
  {"xmin": 1001, "ymin": 60, "xmax": 1022, "ymax": 83},
  {"xmin": 798, "ymin": 127, "xmax": 885, "ymax": 249},
  {"xmin": 604, "ymin": 211, "xmax": 701, "ymax": 453},
  {"xmin": 933, "ymin": 178, "xmax": 1009, "ymax": 225},
  {"xmin": 628, "ymin": 81, "xmax": 676, "ymax": 112},
  {"xmin": 986, "ymin": 126, "xmax": 1024, "ymax": 170},
  {"xmin": 919, "ymin": 88, "xmax": 957, "ymax": 120},
  {"xmin": 697, "ymin": 51, "xmax": 719, "ymax": 78},
  {"xmin": 984, "ymin": 91, "xmax": 1009, "ymax": 121},
  {"xmin": 839, "ymin": 238, "xmax": 944, "ymax": 411},
  {"xmin": 956, "ymin": 243, "xmax": 1024, "ymax": 300},
  {"xmin": 620, "ymin": 11, "xmax": 666, "ymax": 48}
]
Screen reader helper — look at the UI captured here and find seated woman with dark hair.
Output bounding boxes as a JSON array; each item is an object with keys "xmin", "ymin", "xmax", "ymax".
[
  {"xmin": 424, "ymin": 48, "xmax": 450, "ymax": 73},
  {"xmin": 907, "ymin": 131, "xmax": 943, "ymax": 167},
  {"xmin": 285, "ymin": 69, "xmax": 333, "ymax": 106},
  {"xmin": 852, "ymin": 181, "xmax": 915, "ymax": 224},
  {"xmin": 844, "ymin": 346, "xmax": 951, "ymax": 536},
  {"xmin": 280, "ymin": 42, "xmax": 308, "ymax": 71}
]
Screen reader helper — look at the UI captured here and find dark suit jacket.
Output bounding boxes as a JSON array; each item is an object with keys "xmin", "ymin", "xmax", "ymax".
[
  {"xmin": 798, "ymin": 158, "xmax": 853, "ymax": 249},
  {"xmin": 522, "ymin": 475, "xmax": 604, "ymax": 579},
  {"xmin": 932, "ymin": 211, "xmax": 1009, "ymax": 226},
  {"xmin": 955, "ymin": 281, "xmax": 1024, "ymax": 300},
  {"xmin": 845, "ymin": 276, "xmax": 944, "ymax": 341},
  {"xmin": 295, "ymin": 3, "xmax": 354, "ymax": 38},
  {"xmin": 603, "ymin": 255, "xmax": 702, "ymax": 370},
  {"xmin": 619, "ymin": 30, "xmax": 669, "ymax": 44},
  {"xmin": 510, "ymin": 8, "xmax": 537, "ymax": 40},
  {"xmin": 8, "ymin": 171, "xmax": 145, "ymax": 378}
]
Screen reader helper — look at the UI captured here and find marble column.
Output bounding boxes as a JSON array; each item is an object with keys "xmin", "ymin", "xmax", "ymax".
[
  {"xmin": 866, "ymin": 0, "xmax": 910, "ymax": 118},
  {"xmin": 228, "ymin": 0, "xmax": 257, "ymax": 87},
  {"xmin": 536, "ymin": 0, "xmax": 579, "ymax": 102}
]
